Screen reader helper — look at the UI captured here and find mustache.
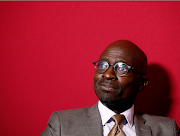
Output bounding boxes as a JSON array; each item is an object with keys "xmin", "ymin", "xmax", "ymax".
[{"xmin": 97, "ymin": 79, "xmax": 119, "ymax": 89}]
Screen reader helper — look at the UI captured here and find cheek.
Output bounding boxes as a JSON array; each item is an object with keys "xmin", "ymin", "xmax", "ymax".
[
  {"xmin": 94, "ymin": 73, "xmax": 103, "ymax": 98},
  {"xmin": 118, "ymin": 77, "xmax": 140, "ymax": 97},
  {"xmin": 94, "ymin": 72, "xmax": 100, "ymax": 90},
  {"xmin": 94, "ymin": 71, "xmax": 101, "ymax": 83},
  {"xmin": 117, "ymin": 76, "xmax": 133, "ymax": 87}
]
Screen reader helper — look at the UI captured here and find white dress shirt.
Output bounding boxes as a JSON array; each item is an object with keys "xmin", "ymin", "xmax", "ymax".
[{"xmin": 98, "ymin": 101, "xmax": 136, "ymax": 136}]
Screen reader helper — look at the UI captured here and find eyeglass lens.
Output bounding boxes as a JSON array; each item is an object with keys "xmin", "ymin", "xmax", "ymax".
[{"xmin": 94, "ymin": 60, "xmax": 129, "ymax": 76}]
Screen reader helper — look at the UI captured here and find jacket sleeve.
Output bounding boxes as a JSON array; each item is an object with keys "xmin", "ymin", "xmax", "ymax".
[{"xmin": 40, "ymin": 112, "xmax": 61, "ymax": 136}]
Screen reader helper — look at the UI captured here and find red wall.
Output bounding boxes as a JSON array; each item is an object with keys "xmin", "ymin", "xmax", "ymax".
[{"xmin": 0, "ymin": 2, "xmax": 180, "ymax": 135}]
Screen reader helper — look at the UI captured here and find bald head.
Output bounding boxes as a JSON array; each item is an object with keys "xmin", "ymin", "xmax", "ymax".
[{"xmin": 100, "ymin": 40, "xmax": 147, "ymax": 75}]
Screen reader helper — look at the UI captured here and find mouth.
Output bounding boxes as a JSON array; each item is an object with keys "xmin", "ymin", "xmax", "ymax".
[{"xmin": 98, "ymin": 83, "xmax": 118, "ymax": 92}]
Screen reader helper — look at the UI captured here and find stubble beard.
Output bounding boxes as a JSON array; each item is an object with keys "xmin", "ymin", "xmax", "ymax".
[
  {"xmin": 99, "ymin": 96, "xmax": 134, "ymax": 113},
  {"xmin": 95, "ymin": 80, "xmax": 135, "ymax": 113}
]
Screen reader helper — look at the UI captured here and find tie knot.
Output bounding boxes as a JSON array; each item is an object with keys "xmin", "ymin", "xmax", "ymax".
[{"xmin": 111, "ymin": 114, "xmax": 125, "ymax": 125}]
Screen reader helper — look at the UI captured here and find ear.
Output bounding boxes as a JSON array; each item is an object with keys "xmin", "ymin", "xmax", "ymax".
[{"xmin": 139, "ymin": 76, "xmax": 148, "ymax": 91}]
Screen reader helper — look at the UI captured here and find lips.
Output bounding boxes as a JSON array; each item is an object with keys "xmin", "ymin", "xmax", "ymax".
[{"xmin": 98, "ymin": 83, "xmax": 118, "ymax": 91}]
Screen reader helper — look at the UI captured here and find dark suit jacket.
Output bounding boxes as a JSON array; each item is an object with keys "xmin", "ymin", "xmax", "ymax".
[{"xmin": 41, "ymin": 103, "xmax": 179, "ymax": 136}]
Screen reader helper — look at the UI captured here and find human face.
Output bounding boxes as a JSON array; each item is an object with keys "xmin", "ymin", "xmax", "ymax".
[{"xmin": 94, "ymin": 45, "xmax": 142, "ymax": 112}]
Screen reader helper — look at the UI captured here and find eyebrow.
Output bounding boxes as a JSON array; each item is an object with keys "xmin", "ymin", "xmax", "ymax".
[
  {"xmin": 99, "ymin": 58, "xmax": 128, "ymax": 64},
  {"xmin": 115, "ymin": 59, "xmax": 127, "ymax": 64}
]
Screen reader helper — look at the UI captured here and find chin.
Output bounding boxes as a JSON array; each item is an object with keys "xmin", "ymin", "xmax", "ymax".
[{"xmin": 99, "ymin": 97, "xmax": 134, "ymax": 112}]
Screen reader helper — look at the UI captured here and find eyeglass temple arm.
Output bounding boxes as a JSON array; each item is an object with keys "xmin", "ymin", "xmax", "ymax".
[{"xmin": 130, "ymin": 66, "xmax": 145, "ymax": 76}]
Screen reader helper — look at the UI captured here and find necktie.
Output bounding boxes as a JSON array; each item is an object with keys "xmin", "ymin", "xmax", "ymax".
[{"xmin": 108, "ymin": 114, "xmax": 125, "ymax": 136}]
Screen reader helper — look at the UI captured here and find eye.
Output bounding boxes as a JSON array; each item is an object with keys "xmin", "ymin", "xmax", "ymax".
[
  {"xmin": 97, "ymin": 62, "xmax": 105, "ymax": 68},
  {"xmin": 120, "ymin": 66, "xmax": 127, "ymax": 72},
  {"xmin": 115, "ymin": 62, "xmax": 128, "ymax": 75},
  {"xmin": 97, "ymin": 61, "xmax": 108, "ymax": 69},
  {"xmin": 94, "ymin": 60, "xmax": 109, "ymax": 74}
]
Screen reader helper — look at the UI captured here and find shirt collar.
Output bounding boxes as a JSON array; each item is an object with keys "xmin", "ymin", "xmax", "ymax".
[{"xmin": 98, "ymin": 100, "xmax": 134, "ymax": 127}]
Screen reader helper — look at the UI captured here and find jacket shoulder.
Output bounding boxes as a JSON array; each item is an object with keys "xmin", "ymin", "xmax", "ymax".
[
  {"xmin": 52, "ymin": 107, "xmax": 92, "ymax": 126},
  {"xmin": 55, "ymin": 107, "xmax": 90, "ymax": 118},
  {"xmin": 136, "ymin": 112, "xmax": 180, "ymax": 136},
  {"xmin": 40, "ymin": 107, "xmax": 91, "ymax": 136},
  {"xmin": 140, "ymin": 113, "xmax": 176, "ymax": 125}
]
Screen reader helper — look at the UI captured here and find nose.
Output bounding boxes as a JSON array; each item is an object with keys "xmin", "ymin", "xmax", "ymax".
[{"xmin": 102, "ymin": 65, "xmax": 117, "ymax": 80}]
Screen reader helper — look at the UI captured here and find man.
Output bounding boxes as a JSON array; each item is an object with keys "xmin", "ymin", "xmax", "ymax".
[{"xmin": 41, "ymin": 40, "xmax": 179, "ymax": 136}]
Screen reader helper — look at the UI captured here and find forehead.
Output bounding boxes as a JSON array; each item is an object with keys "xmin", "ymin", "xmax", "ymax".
[{"xmin": 99, "ymin": 46, "xmax": 133, "ymax": 64}]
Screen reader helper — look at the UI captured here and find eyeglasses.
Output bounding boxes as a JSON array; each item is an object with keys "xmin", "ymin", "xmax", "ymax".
[{"xmin": 93, "ymin": 60, "xmax": 143, "ymax": 76}]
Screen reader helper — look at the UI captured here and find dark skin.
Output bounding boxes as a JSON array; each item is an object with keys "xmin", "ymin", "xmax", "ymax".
[{"xmin": 94, "ymin": 40, "xmax": 148, "ymax": 113}]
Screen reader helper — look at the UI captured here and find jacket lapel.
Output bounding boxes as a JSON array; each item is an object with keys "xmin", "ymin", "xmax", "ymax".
[
  {"xmin": 134, "ymin": 111, "xmax": 152, "ymax": 136},
  {"xmin": 85, "ymin": 103, "xmax": 103, "ymax": 136},
  {"xmin": 84, "ymin": 104, "xmax": 153, "ymax": 136}
]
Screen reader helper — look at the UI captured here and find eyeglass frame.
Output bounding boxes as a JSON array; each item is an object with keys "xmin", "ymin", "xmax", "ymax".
[{"xmin": 93, "ymin": 60, "xmax": 144, "ymax": 76}]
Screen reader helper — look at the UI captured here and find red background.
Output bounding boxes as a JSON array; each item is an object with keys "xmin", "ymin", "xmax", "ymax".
[{"xmin": 0, "ymin": 2, "xmax": 180, "ymax": 135}]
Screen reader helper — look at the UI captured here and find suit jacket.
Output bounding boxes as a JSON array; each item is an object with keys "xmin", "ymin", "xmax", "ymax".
[{"xmin": 41, "ymin": 103, "xmax": 179, "ymax": 136}]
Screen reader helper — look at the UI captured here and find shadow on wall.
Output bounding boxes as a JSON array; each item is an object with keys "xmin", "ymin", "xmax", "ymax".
[{"xmin": 135, "ymin": 63, "xmax": 171, "ymax": 116}]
